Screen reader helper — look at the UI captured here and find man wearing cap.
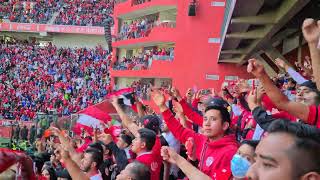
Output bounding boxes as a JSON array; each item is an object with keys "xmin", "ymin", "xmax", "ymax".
[
  {"xmin": 111, "ymin": 97, "xmax": 162, "ymax": 180},
  {"xmin": 151, "ymin": 89, "xmax": 238, "ymax": 179},
  {"xmin": 170, "ymin": 87, "xmax": 231, "ymax": 127}
]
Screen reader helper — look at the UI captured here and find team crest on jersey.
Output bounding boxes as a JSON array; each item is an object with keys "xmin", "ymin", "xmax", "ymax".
[
  {"xmin": 206, "ymin": 157, "xmax": 214, "ymax": 167},
  {"xmin": 151, "ymin": 162, "xmax": 158, "ymax": 171}
]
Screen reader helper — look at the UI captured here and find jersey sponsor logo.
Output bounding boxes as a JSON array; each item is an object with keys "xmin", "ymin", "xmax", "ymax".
[
  {"xmin": 206, "ymin": 156, "xmax": 214, "ymax": 167},
  {"xmin": 151, "ymin": 162, "xmax": 158, "ymax": 171}
]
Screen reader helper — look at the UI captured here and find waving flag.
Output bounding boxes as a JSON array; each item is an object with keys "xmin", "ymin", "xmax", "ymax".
[{"xmin": 73, "ymin": 105, "xmax": 113, "ymax": 135}]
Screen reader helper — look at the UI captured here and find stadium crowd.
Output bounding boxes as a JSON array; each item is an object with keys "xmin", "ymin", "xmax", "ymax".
[
  {"xmin": 0, "ymin": 39, "xmax": 112, "ymax": 121},
  {"xmin": 0, "ymin": 0, "xmax": 114, "ymax": 26},
  {"xmin": 0, "ymin": 18, "xmax": 320, "ymax": 180},
  {"xmin": 0, "ymin": 0, "xmax": 63, "ymax": 24},
  {"xmin": 113, "ymin": 47, "xmax": 174, "ymax": 70},
  {"xmin": 54, "ymin": 0, "xmax": 114, "ymax": 27},
  {"xmin": 117, "ymin": 15, "xmax": 158, "ymax": 40}
]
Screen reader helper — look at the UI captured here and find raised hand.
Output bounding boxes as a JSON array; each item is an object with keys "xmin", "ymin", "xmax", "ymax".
[
  {"xmin": 247, "ymin": 59, "xmax": 266, "ymax": 78},
  {"xmin": 302, "ymin": 18, "xmax": 320, "ymax": 44},
  {"xmin": 275, "ymin": 58, "xmax": 287, "ymax": 69},
  {"xmin": 194, "ymin": 90, "xmax": 204, "ymax": 100},
  {"xmin": 59, "ymin": 147, "xmax": 71, "ymax": 161},
  {"xmin": 161, "ymin": 146, "xmax": 180, "ymax": 164},
  {"xmin": 110, "ymin": 95, "xmax": 119, "ymax": 107},
  {"xmin": 247, "ymin": 88, "xmax": 260, "ymax": 111},
  {"xmin": 151, "ymin": 89, "xmax": 166, "ymax": 107},
  {"xmin": 172, "ymin": 100, "xmax": 183, "ymax": 116},
  {"xmin": 49, "ymin": 127, "xmax": 61, "ymax": 137},
  {"xmin": 170, "ymin": 87, "xmax": 182, "ymax": 100},
  {"xmin": 185, "ymin": 88, "xmax": 193, "ymax": 100}
]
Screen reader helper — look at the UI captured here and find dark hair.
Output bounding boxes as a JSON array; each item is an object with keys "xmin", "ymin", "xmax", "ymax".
[
  {"xmin": 140, "ymin": 115, "xmax": 160, "ymax": 134},
  {"xmin": 205, "ymin": 106, "xmax": 231, "ymax": 124},
  {"xmin": 120, "ymin": 134, "xmax": 133, "ymax": 146},
  {"xmin": 89, "ymin": 142, "xmax": 104, "ymax": 153},
  {"xmin": 42, "ymin": 166, "xmax": 57, "ymax": 180},
  {"xmin": 238, "ymin": 92, "xmax": 251, "ymax": 112},
  {"xmin": 85, "ymin": 148, "xmax": 103, "ymax": 169},
  {"xmin": 129, "ymin": 161, "xmax": 151, "ymax": 180},
  {"xmin": 137, "ymin": 128, "xmax": 156, "ymax": 151},
  {"xmin": 268, "ymin": 120, "xmax": 320, "ymax": 176},
  {"xmin": 241, "ymin": 140, "xmax": 259, "ymax": 150}
]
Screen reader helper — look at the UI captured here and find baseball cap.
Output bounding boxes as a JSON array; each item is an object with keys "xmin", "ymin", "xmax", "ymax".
[
  {"xmin": 204, "ymin": 97, "xmax": 231, "ymax": 112},
  {"xmin": 300, "ymin": 80, "xmax": 318, "ymax": 91},
  {"xmin": 140, "ymin": 115, "xmax": 160, "ymax": 133}
]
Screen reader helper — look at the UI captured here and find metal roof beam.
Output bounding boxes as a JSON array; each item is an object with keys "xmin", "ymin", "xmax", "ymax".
[
  {"xmin": 226, "ymin": 27, "xmax": 270, "ymax": 39},
  {"xmin": 221, "ymin": 49, "xmax": 247, "ymax": 55},
  {"xmin": 218, "ymin": 58, "xmax": 242, "ymax": 63},
  {"xmin": 231, "ymin": 12, "xmax": 276, "ymax": 25},
  {"xmin": 237, "ymin": 0, "xmax": 310, "ymax": 65}
]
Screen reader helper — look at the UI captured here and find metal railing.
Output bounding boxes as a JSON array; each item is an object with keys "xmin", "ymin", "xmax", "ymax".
[
  {"xmin": 115, "ymin": 0, "xmax": 128, "ymax": 4},
  {"xmin": 116, "ymin": 20, "xmax": 176, "ymax": 41}
]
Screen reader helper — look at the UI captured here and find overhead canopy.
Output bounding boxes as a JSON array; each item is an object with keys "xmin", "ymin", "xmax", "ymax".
[{"xmin": 218, "ymin": 0, "xmax": 319, "ymax": 65}]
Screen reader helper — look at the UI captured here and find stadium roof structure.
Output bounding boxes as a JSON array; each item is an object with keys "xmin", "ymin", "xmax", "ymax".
[{"xmin": 218, "ymin": 0, "xmax": 320, "ymax": 65}]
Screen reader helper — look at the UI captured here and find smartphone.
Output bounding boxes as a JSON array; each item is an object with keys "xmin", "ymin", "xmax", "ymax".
[{"xmin": 247, "ymin": 79, "xmax": 260, "ymax": 88}]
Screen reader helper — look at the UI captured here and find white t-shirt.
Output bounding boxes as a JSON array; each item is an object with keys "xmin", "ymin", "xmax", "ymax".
[{"xmin": 90, "ymin": 173, "xmax": 103, "ymax": 180}]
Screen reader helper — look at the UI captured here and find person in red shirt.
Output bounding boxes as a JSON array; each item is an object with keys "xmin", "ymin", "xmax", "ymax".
[
  {"xmin": 111, "ymin": 97, "xmax": 163, "ymax": 180},
  {"xmin": 130, "ymin": 128, "xmax": 161, "ymax": 180},
  {"xmin": 151, "ymin": 89, "xmax": 238, "ymax": 179}
]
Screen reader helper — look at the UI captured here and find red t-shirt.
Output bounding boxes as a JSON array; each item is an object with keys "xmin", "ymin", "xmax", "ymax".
[
  {"xmin": 136, "ymin": 151, "xmax": 161, "ymax": 180},
  {"xmin": 135, "ymin": 137, "xmax": 162, "ymax": 180},
  {"xmin": 307, "ymin": 105, "xmax": 319, "ymax": 128}
]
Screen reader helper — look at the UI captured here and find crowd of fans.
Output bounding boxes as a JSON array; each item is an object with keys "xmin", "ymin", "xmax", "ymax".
[
  {"xmin": 0, "ymin": 0, "xmax": 114, "ymax": 26},
  {"xmin": 132, "ymin": 0, "xmax": 152, "ymax": 5},
  {"xmin": 54, "ymin": 0, "xmax": 114, "ymax": 27},
  {"xmin": 0, "ymin": 39, "xmax": 111, "ymax": 121},
  {"xmin": 117, "ymin": 15, "xmax": 158, "ymax": 40},
  {"xmin": 1, "ymin": 18, "xmax": 320, "ymax": 180},
  {"xmin": 113, "ymin": 47, "xmax": 174, "ymax": 70},
  {"xmin": 113, "ymin": 56, "xmax": 148, "ymax": 70},
  {"xmin": 0, "ymin": 0, "xmax": 63, "ymax": 24}
]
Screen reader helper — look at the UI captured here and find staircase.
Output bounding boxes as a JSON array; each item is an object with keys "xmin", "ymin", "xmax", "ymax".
[
  {"xmin": 47, "ymin": 5, "xmax": 65, "ymax": 24},
  {"xmin": 104, "ymin": 21, "xmax": 113, "ymax": 52}
]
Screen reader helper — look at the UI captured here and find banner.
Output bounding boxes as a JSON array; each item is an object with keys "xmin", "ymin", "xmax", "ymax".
[
  {"xmin": 0, "ymin": 22, "xmax": 114, "ymax": 35},
  {"xmin": 0, "ymin": 120, "xmax": 35, "ymax": 139},
  {"xmin": 0, "ymin": 120, "xmax": 34, "ymax": 129}
]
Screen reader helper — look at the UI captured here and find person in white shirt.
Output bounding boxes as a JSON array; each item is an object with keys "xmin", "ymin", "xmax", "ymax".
[
  {"xmin": 80, "ymin": 148, "xmax": 103, "ymax": 180},
  {"xmin": 161, "ymin": 121, "xmax": 180, "ymax": 178}
]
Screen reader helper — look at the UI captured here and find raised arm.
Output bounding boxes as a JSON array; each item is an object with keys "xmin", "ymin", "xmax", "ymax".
[
  {"xmin": 302, "ymin": 18, "xmax": 320, "ymax": 90},
  {"xmin": 170, "ymin": 87, "xmax": 204, "ymax": 126},
  {"xmin": 50, "ymin": 127, "xmax": 82, "ymax": 164},
  {"xmin": 111, "ymin": 96, "xmax": 139, "ymax": 137},
  {"xmin": 151, "ymin": 89, "xmax": 200, "ymax": 144},
  {"xmin": 179, "ymin": 99, "xmax": 203, "ymax": 126},
  {"xmin": 247, "ymin": 59, "xmax": 309, "ymax": 122},
  {"xmin": 161, "ymin": 146, "xmax": 211, "ymax": 180},
  {"xmin": 60, "ymin": 148, "xmax": 90, "ymax": 180},
  {"xmin": 275, "ymin": 58, "xmax": 308, "ymax": 84}
]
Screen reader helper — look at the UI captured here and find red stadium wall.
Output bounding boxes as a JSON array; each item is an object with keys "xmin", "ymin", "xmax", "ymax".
[{"xmin": 111, "ymin": 0, "xmax": 251, "ymax": 93}]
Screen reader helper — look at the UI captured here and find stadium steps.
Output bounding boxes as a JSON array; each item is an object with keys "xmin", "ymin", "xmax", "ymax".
[
  {"xmin": 47, "ymin": 5, "xmax": 66, "ymax": 25},
  {"xmin": 105, "ymin": 22, "xmax": 113, "ymax": 52}
]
